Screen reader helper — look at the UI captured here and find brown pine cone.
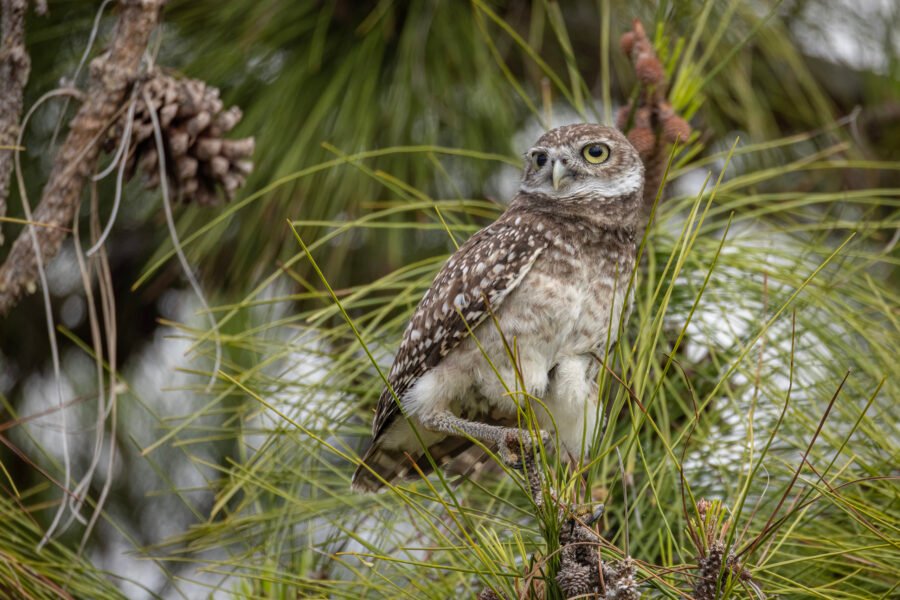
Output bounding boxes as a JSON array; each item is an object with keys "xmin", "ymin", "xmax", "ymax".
[
  {"xmin": 620, "ymin": 31, "xmax": 636, "ymax": 57},
  {"xmin": 605, "ymin": 558, "xmax": 640, "ymax": 600},
  {"xmin": 105, "ymin": 70, "xmax": 254, "ymax": 206},
  {"xmin": 556, "ymin": 562, "xmax": 594, "ymax": 598},
  {"xmin": 627, "ymin": 126, "xmax": 657, "ymax": 158},
  {"xmin": 635, "ymin": 54, "xmax": 665, "ymax": 86},
  {"xmin": 662, "ymin": 115, "xmax": 692, "ymax": 143},
  {"xmin": 477, "ymin": 587, "xmax": 505, "ymax": 600}
]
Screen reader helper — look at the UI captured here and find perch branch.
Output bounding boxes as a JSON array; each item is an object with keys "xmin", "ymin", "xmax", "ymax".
[
  {"xmin": 0, "ymin": 0, "xmax": 166, "ymax": 315},
  {"xmin": 0, "ymin": 0, "xmax": 31, "ymax": 243}
]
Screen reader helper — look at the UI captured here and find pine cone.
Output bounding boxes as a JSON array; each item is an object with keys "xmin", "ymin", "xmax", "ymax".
[
  {"xmin": 605, "ymin": 559, "xmax": 641, "ymax": 600},
  {"xmin": 693, "ymin": 542, "xmax": 725, "ymax": 600},
  {"xmin": 656, "ymin": 102, "xmax": 690, "ymax": 144},
  {"xmin": 477, "ymin": 587, "xmax": 505, "ymax": 600},
  {"xmin": 106, "ymin": 70, "xmax": 254, "ymax": 206},
  {"xmin": 627, "ymin": 126, "xmax": 656, "ymax": 158},
  {"xmin": 635, "ymin": 55, "xmax": 665, "ymax": 86},
  {"xmin": 556, "ymin": 562, "xmax": 594, "ymax": 598},
  {"xmin": 633, "ymin": 107, "xmax": 653, "ymax": 130},
  {"xmin": 616, "ymin": 18, "xmax": 693, "ymax": 163},
  {"xmin": 620, "ymin": 32, "xmax": 636, "ymax": 57},
  {"xmin": 662, "ymin": 115, "xmax": 691, "ymax": 144},
  {"xmin": 556, "ymin": 516, "xmax": 603, "ymax": 598}
]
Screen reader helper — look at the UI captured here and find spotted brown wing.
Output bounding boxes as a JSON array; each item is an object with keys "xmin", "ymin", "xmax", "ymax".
[{"xmin": 370, "ymin": 209, "xmax": 547, "ymax": 438}]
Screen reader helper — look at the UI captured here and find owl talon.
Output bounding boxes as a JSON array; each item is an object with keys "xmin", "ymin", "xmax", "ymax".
[
  {"xmin": 499, "ymin": 429, "xmax": 550, "ymax": 470},
  {"xmin": 497, "ymin": 430, "xmax": 550, "ymax": 507}
]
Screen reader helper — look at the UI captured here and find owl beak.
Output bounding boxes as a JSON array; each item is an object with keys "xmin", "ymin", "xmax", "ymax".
[{"xmin": 551, "ymin": 160, "xmax": 568, "ymax": 191}]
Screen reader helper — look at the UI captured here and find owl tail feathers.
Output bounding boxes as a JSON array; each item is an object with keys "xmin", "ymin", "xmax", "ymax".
[
  {"xmin": 351, "ymin": 436, "xmax": 485, "ymax": 493},
  {"xmin": 350, "ymin": 445, "xmax": 409, "ymax": 493}
]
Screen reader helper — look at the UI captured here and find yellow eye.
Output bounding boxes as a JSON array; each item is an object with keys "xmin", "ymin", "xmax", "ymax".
[{"xmin": 582, "ymin": 143, "xmax": 610, "ymax": 164}]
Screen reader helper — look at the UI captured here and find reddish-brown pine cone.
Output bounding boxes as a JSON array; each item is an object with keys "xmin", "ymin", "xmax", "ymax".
[
  {"xmin": 663, "ymin": 114, "xmax": 692, "ymax": 143},
  {"xmin": 620, "ymin": 31, "xmax": 635, "ymax": 57},
  {"xmin": 628, "ymin": 20, "xmax": 653, "ymax": 61},
  {"xmin": 633, "ymin": 106, "xmax": 653, "ymax": 129},
  {"xmin": 627, "ymin": 126, "xmax": 657, "ymax": 157},
  {"xmin": 631, "ymin": 18, "xmax": 647, "ymax": 41},
  {"xmin": 635, "ymin": 54, "xmax": 665, "ymax": 86}
]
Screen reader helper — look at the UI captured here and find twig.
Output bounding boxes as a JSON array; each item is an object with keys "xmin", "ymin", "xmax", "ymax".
[
  {"xmin": 144, "ymin": 86, "xmax": 222, "ymax": 390},
  {"xmin": 0, "ymin": 0, "xmax": 166, "ymax": 315},
  {"xmin": 0, "ymin": 0, "xmax": 31, "ymax": 243},
  {"xmin": 86, "ymin": 93, "xmax": 137, "ymax": 256},
  {"xmin": 80, "ymin": 181, "xmax": 119, "ymax": 553},
  {"xmin": 13, "ymin": 88, "xmax": 82, "ymax": 551}
]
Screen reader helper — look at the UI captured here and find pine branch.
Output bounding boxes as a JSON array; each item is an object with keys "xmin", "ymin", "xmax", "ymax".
[
  {"xmin": 0, "ymin": 0, "xmax": 166, "ymax": 315},
  {"xmin": 0, "ymin": 0, "xmax": 32, "ymax": 244}
]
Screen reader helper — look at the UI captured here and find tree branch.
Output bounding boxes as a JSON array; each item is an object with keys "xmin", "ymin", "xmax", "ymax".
[
  {"xmin": 0, "ymin": 0, "xmax": 166, "ymax": 315},
  {"xmin": 0, "ymin": 0, "xmax": 31, "ymax": 244}
]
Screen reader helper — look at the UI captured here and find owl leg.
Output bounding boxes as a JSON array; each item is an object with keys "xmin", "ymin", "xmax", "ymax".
[
  {"xmin": 544, "ymin": 355, "xmax": 601, "ymax": 461},
  {"xmin": 418, "ymin": 410, "xmax": 550, "ymax": 469}
]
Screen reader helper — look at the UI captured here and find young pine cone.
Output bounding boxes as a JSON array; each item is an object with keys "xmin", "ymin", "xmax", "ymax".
[
  {"xmin": 107, "ymin": 70, "xmax": 254, "ymax": 206},
  {"xmin": 557, "ymin": 562, "xmax": 595, "ymax": 598},
  {"xmin": 477, "ymin": 588, "xmax": 504, "ymax": 600},
  {"xmin": 556, "ymin": 516, "xmax": 603, "ymax": 598},
  {"xmin": 626, "ymin": 126, "xmax": 657, "ymax": 159},
  {"xmin": 604, "ymin": 559, "xmax": 641, "ymax": 600},
  {"xmin": 616, "ymin": 19, "xmax": 693, "ymax": 156}
]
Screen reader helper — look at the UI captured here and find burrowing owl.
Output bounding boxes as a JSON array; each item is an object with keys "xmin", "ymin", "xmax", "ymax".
[{"xmin": 352, "ymin": 124, "xmax": 644, "ymax": 492}]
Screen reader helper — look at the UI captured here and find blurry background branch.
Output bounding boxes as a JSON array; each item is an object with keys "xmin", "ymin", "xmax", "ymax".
[
  {"xmin": 0, "ymin": 0, "xmax": 165, "ymax": 315},
  {"xmin": 0, "ymin": 0, "xmax": 38, "ymax": 243}
]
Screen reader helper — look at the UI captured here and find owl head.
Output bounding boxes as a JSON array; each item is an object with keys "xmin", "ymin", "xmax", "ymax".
[{"xmin": 518, "ymin": 124, "xmax": 644, "ymax": 221}]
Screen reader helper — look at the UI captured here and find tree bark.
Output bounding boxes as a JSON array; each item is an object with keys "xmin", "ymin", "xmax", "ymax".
[{"xmin": 0, "ymin": 0, "xmax": 166, "ymax": 315}]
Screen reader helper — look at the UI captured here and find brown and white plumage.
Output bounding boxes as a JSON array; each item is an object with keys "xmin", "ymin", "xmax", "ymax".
[{"xmin": 352, "ymin": 124, "xmax": 644, "ymax": 492}]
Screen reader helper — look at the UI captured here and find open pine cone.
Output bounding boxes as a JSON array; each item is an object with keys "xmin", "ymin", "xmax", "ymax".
[{"xmin": 106, "ymin": 69, "xmax": 254, "ymax": 206}]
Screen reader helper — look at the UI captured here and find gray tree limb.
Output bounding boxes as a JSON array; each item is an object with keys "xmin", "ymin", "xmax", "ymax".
[
  {"xmin": 0, "ymin": 0, "xmax": 31, "ymax": 244},
  {"xmin": 0, "ymin": 0, "xmax": 166, "ymax": 315}
]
